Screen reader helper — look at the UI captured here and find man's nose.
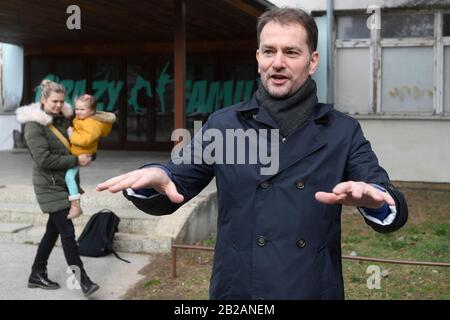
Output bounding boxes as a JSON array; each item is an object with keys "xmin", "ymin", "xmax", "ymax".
[{"xmin": 272, "ymin": 51, "xmax": 285, "ymax": 69}]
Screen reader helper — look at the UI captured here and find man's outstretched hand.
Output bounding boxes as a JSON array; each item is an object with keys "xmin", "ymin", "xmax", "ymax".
[
  {"xmin": 315, "ymin": 181, "xmax": 395, "ymax": 209},
  {"xmin": 96, "ymin": 167, "xmax": 184, "ymax": 204}
]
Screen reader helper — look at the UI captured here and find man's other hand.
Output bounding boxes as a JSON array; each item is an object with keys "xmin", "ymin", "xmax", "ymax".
[
  {"xmin": 315, "ymin": 181, "xmax": 395, "ymax": 209},
  {"xmin": 96, "ymin": 167, "xmax": 184, "ymax": 204}
]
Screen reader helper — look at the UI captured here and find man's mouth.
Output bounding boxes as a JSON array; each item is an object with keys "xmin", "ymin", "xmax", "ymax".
[{"xmin": 270, "ymin": 74, "xmax": 289, "ymax": 85}]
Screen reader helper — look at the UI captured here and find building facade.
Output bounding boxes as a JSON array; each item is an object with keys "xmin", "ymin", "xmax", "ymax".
[
  {"xmin": 291, "ymin": 0, "xmax": 450, "ymax": 182},
  {"xmin": 1, "ymin": 0, "xmax": 449, "ymax": 182},
  {"xmin": 0, "ymin": 0, "xmax": 272, "ymax": 150}
]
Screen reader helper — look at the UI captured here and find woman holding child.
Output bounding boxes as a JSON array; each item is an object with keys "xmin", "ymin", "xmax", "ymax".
[{"xmin": 16, "ymin": 79, "xmax": 100, "ymax": 298}]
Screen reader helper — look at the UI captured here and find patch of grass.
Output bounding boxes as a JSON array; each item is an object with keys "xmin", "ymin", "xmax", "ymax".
[
  {"xmin": 201, "ymin": 233, "xmax": 216, "ymax": 247},
  {"xmin": 143, "ymin": 278, "xmax": 161, "ymax": 288},
  {"xmin": 343, "ymin": 261, "xmax": 449, "ymax": 300},
  {"xmin": 432, "ymin": 223, "xmax": 448, "ymax": 236}
]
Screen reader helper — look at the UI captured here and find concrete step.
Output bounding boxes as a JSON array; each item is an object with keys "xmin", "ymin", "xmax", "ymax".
[
  {"xmin": 0, "ymin": 223, "xmax": 172, "ymax": 254},
  {"xmin": 0, "ymin": 185, "xmax": 135, "ymax": 209},
  {"xmin": 0, "ymin": 222, "xmax": 33, "ymax": 234},
  {"xmin": 0, "ymin": 202, "xmax": 160, "ymax": 235}
]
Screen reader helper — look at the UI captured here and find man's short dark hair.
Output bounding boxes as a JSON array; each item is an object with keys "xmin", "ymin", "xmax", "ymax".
[{"xmin": 257, "ymin": 7, "xmax": 318, "ymax": 54}]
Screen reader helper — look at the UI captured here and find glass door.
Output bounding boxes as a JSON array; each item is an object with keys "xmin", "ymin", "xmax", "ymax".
[
  {"xmin": 90, "ymin": 59, "xmax": 122, "ymax": 146},
  {"xmin": 126, "ymin": 59, "xmax": 151, "ymax": 148}
]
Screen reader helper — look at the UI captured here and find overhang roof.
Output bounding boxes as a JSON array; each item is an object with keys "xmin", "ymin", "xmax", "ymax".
[{"xmin": 0, "ymin": 0, "xmax": 274, "ymax": 46}]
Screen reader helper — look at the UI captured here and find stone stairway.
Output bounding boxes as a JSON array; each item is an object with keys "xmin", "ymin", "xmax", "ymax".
[
  {"xmin": 0, "ymin": 185, "xmax": 172, "ymax": 253},
  {"xmin": 0, "ymin": 181, "xmax": 218, "ymax": 254}
]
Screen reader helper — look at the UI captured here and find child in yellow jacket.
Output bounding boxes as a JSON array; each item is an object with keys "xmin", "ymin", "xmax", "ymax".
[{"xmin": 66, "ymin": 94, "xmax": 116, "ymax": 219}]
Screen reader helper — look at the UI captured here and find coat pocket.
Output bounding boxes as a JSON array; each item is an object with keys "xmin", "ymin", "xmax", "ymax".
[{"xmin": 318, "ymin": 246, "xmax": 340, "ymax": 299}]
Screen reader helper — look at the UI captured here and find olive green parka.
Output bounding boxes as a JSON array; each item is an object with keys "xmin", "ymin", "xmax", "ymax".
[{"xmin": 16, "ymin": 102, "xmax": 79, "ymax": 213}]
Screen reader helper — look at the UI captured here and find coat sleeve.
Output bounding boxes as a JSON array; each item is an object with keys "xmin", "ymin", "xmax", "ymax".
[
  {"xmin": 70, "ymin": 121, "xmax": 102, "ymax": 147},
  {"xmin": 24, "ymin": 122, "xmax": 78, "ymax": 170},
  {"xmin": 124, "ymin": 120, "xmax": 215, "ymax": 216},
  {"xmin": 344, "ymin": 122, "xmax": 408, "ymax": 233}
]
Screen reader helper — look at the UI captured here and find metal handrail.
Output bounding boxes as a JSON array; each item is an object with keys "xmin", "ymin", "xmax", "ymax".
[{"xmin": 171, "ymin": 243, "xmax": 450, "ymax": 279}]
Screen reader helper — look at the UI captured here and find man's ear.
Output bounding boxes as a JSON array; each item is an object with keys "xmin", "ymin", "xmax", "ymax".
[{"xmin": 308, "ymin": 51, "xmax": 319, "ymax": 76}]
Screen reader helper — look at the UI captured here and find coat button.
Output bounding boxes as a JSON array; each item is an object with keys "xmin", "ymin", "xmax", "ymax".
[
  {"xmin": 259, "ymin": 181, "xmax": 270, "ymax": 189},
  {"xmin": 296, "ymin": 239, "xmax": 306, "ymax": 248},
  {"xmin": 296, "ymin": 181, "xmax": 305, "ymax": 189},
  {"xmin": 257, "ymin": 236, "xmax": 267, "ymax": 247}
]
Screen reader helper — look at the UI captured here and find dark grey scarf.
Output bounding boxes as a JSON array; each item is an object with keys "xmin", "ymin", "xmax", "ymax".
[{"xmin": 255, "ymin": 76, "xmax": 318, "ymax": 138}]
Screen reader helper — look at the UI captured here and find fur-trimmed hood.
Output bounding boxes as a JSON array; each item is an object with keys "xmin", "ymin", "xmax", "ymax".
[
  {"xmin": 92, "ymin": 111, "xmax": 117, "ymax": 124},
  {"xmin": 16, "ymin": 102, "xmax": 73, "ymax": 126}
]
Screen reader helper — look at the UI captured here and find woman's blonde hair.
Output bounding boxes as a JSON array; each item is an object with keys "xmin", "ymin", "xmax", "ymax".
[{"xmin": 40, "ymin": 79, "xmax": 66, "ymax": 99}]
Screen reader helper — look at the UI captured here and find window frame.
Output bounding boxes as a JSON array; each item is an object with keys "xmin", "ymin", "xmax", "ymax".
[{"xmin": 334, "ymin": 10, "xmax": 450, "ymax": 119}]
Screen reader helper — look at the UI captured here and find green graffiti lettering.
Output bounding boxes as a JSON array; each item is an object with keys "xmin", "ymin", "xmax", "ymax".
[
  {"xmin": 71, "ymin": 80, "xmax": 87, "ymax": 104},
  {"xmin": 185, "ymin": 80, "xmax": 192, "ymax": 103},
  {"xmin": 243, "ymin": 80, "xmax": 254, "ymax": 101},
  {"xmin": 60, "ymin": 79, "xmax": 74, "ymax": 103},
  {"xmin": 206, "ymin": 82, "xmax": 222, "ymax": 113},
  {"xmin": 106, "ymin": 81, "xmax": 124, "ymax": 111},
  {"xmin": 33, "ymin": 71, "xmax": 255, "ymax": 116},
  {"xmin": 128, "ymin": 75, "xmax": 152, "ymax": 114},
  {"xmin": 187, "ymin": 80, "xmax": 207, "ymax": 114},
  {"xmin": 233, "ymin": 80, "xmax": 245, "ymax": 104},
  {"xmin": 222, "ymin": 80, "xmax": 234, "ymax": 107},
  {"xmin": 92, "ymin": 80, "xmax": 123, "ymax": 111},
  {"xmin": 92, "ymin": 81, "xmax": 109, "ymax": 111},
  {"xmin": 156, "ymin": 63, "xmax": 173, "ymax": 113}
]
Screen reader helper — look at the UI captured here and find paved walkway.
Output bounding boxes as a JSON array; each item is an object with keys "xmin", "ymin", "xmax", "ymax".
[
  {"xmin": 0, "ymin": 243, "xmax": 151, "ymax": 300},
  {"xmin": 0, "ymin": 149, "xmax": 171, "ymax": 187},
  {"xmin": 0, "ymin": 149, "xmax": 171, "ymax": 300}
]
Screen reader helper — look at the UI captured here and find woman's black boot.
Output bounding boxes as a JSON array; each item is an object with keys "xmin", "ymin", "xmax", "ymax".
[
  {"xmin": 80, "ymin": 270, "xmax": 100, "ymax": 298},
  {"xmin": 27, "ymin": 268, "xmax": 61, "ymax": 290}
]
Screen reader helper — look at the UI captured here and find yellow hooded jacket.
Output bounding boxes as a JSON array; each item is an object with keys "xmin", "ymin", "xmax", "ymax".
[{"xmin": 70, "ymin": 111, "xmax": 116, "ymax": 156}]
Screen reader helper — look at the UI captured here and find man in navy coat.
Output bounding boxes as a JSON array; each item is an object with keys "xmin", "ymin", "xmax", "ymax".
[{"xmin": 97, "ymin": 8, "xmax": 407, "ymax": 299}]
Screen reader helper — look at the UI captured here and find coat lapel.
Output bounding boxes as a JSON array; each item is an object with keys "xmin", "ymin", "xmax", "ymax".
[
  {"xmin": 236, "ymin": 100, "xmax": 332, "ymax": 182},
  {"xmin": 258, "ymin": 103, "xmax": 332, "ymax": 182},
  {"xmin": 275, "ymin": 119, "xmax": 327, "ymax": 177}
]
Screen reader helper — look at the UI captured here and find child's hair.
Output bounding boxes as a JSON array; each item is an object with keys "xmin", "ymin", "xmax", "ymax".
[
  {"xmin": 75, "ymin": 94, "xmax": 97, "ymax": 111},
  {"xmin": 40, "ymin": 79, "xmax": 66, "ymax": 99}
]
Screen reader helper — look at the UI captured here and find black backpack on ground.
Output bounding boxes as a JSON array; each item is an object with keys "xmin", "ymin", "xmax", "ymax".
[{"xmin": 77, "ymin": 209, "xmax": 130, "ymax": 263}]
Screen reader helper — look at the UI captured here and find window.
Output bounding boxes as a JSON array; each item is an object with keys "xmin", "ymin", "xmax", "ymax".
[
  {"xmin": 126, "ymin": 61, "xmax": 149, "ymax": 143},
  {"xmin": 381, "ymin": 47, "xmax": 433, "ymax": 113},
  {"xmin": 445, "ymin": 14, "xmax": 450, "ymax": 115},
  {"xmin": 337, "ymin": 16, "xmax": 370, "ymax": 39},
  {"xmin": 55, "ymin": 60, "xmax": 84, "ymax": 104},
  {"xmin": 381, "ymin": 14, "xmax": 434, "ymax": 38},
  {"xmin": 90, "ymin": 60, "xmax": 121, "ymax": 143},
  {"xmin": 442, "ymin": 13, "xmax": 450, "ymax": 36},
  {"xmin": 29, "ymin": 58, "xmax": 50, "ymax": 102},
  {"xmin": 445, "ymin": 47, "xmax": 450, "ymax": 114},
  {"xmin": 336, "ymin": 48, "xmax": 370, "ymax": 114},
  {"xmin": 335, "ymin": 11, "xmax": 449, "ymax": 117},
  {"xmin": 154, "ymin": 56, "xmax": 174, "ymax": 142}
]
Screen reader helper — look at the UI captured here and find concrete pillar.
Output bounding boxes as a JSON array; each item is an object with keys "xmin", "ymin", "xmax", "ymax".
[
  {"xmin": 0, "ymin": 43, "xmax": 3, "ymax": 110},
  {"xmin": 174, "ymin": 0, "xmax": 186, "ymax": 134}
]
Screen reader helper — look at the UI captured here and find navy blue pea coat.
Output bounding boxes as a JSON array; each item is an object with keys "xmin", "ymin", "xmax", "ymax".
[{"xmin": 125, "ymin": 97, "xmax": 408, "ymax": 300}]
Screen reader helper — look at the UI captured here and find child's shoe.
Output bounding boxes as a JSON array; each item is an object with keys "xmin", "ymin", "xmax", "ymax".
[{"xmin": 67, "ymin": 199, "xmax": 83, "ymax": 219}]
